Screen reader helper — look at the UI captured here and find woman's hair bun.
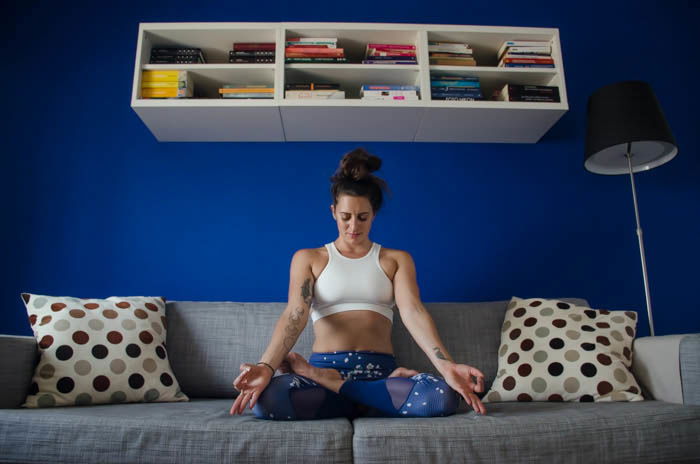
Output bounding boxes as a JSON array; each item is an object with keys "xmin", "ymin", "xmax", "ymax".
[{"xmin": 332, "ymin": 147, "xmax": 382, "ymax": 183}]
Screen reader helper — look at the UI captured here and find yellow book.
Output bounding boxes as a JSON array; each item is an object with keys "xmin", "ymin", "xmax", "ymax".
[
  {"xmin": 141, "ymin": 87, "xmax": 193, "ymax": 98},
  {"xmin": 141, "ymin": 70, "xmax": 188, "ymax": 82},
  {"xmin": 141, "ymin": 81, "xmax": 186, "ymax": 88}
]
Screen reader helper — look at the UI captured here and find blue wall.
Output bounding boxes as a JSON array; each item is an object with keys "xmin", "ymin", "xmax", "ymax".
[{"xmin": 3, "ymin": 1, "xmax": 698, "ymax": 338}]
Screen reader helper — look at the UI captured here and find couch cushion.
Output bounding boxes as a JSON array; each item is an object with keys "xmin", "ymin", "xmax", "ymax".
[
  {"xmin": 20, "ymin": 293, "xmax": 188, "ymax": 407},
  {"xmin": 0, "ymin": 398, "xmax": 352, "ymax": 464},
  {"xmin": 165, "ymin": 301, "xmax": 316, "ymax": 398},
  {"xmin": 483, "ymin": 296, "xmax": 644, "ymax": 403},
  {"xmin": 166, "ymin": 299, "xmax": 588, "ymax": 398},
  {"xmin": 391, "ymin": 298, "xmax": 588, "ymax": 395},
  {"xmin": 352, "ymin": 400, "xmax": 700, "ymax": 463}
]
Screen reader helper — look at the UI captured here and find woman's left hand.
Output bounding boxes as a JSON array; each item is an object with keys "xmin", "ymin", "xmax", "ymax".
[{"xmin": 442, "ymin": 363, "xmax": 487, "ymax": 415}]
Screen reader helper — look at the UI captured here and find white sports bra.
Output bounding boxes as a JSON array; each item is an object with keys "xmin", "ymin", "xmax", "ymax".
[{"xmin": 310, "ymin": 241, "xmax": 395, "ymax": 323}]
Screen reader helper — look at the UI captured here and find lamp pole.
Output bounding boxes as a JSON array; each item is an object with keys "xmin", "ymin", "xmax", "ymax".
[{"xmin": 625, "ymin": 142, "xmax": 655, "ymax": 336}]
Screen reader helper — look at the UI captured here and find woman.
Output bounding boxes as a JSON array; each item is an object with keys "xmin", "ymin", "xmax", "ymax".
[{"xmin": 230, "ymin": 148, "xmax": 487, "ymax": 420}]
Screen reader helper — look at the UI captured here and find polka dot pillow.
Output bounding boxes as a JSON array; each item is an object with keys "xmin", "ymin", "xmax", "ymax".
[
  {"xmin": 483, "ymin": 296, "xmax": 644, "ymax": 403},
  {"xmin": 21, "ymin": 293, "xmax": 188, "ymax": 408}
]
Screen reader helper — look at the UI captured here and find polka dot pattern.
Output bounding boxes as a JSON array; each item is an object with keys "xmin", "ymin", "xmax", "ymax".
[
  {"xmin": 483, "ymin": 296, "xmax": 644, "ymax": 403},
  {"xmin": 20, "ymin": 293, "xmax": 189, "ymax": 408}
]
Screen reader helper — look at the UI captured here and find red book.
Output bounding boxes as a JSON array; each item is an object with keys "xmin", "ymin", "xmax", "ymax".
[
  {"xmin": 233, "ymin": 43, "xmax": 276, "ymax": 51},
  {"xmin": 367, "ymin": 43, "xmax": 416, "ymax": 50}
]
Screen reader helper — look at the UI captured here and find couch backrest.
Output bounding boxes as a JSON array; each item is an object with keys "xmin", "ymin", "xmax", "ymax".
[{"xmin": 166, "ymin": 298, "xmax": 588, "ymax": 398}]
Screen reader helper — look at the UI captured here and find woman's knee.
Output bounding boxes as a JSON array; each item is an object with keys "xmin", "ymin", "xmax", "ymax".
[
  {"xmin": 400, "ymin": 373, "xmax": 460, "ymax": 417},
  {"xmin": 252, "ymin": 374, "xmax": 297, "ymax": 420}
]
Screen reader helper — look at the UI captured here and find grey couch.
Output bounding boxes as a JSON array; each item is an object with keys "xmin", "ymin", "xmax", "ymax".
[{"xmin": 1, "ymin": 299, "xmax": 699, "ymax": 463}]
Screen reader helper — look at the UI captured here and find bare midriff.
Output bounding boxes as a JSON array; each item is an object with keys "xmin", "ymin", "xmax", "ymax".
[{"xmin": 311, "ymin": 310, "xmax": 394, "ymax": 355}]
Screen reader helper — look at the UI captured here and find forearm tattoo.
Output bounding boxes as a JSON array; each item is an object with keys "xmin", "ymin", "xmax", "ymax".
[
  {"xmin": 433, "ymin": 346, "xmax": 449, "ymax": 361},
  {"xmin": 282, "ymin": 278, "xmax": 313, "ymax": 350}
]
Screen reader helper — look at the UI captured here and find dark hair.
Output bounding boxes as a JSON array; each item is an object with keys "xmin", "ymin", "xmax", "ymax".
[{"xmin": 330, "ymin": 147, "xmax": 391, "ymax": 214}]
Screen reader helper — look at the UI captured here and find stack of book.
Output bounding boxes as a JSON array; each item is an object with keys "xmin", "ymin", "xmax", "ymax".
[
  {"xmin": 218, "ymin": 84, "xmax": 274, "ymax": 99},
  {"xmin": 360, "ymin": 85, "xmax": 419, "ymax": 101},
  {"xmin": 493, "ymin": 84, "xmax": 560, "ymax": 102},
  {"xmin": 362, "ymin": 44, "xmax": 417, "ymax": 64},
  {"xmin": 150, "ymin": 47, "xmax": 206, "ymax": 64},
  {"xmin": 497, "ymin": 40, "xmax": 554, "ymax": 68},
  {"xmin": 430, "ymin": 75, "xmax": 482, "ymax": 100},
  {"xmin": 229, "ymin": 42, "xmax": 275, "ymax": 63},
  {"xmin": 285, "ymin": 37, "xmax": 346, "ymax": 63},
  {"xmin": 285, "ymin": 83, "xmax": 345, "ymax": 99},
  {"xmin": 428, "ymin": 41, "xmax": 476, "ymax": 66},
  {"xmin": 141, "ymin": 70, "xmax": 193, "ymax": 99}
]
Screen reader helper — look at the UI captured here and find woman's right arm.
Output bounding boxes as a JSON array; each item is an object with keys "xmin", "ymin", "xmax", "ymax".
[
  {"xmin": 257, "ymin": 248, "xmax": 315, "ymax": 370},
  {"xmin": 230, "ymin": 249, "xmax": 315, "ymax": 415}
]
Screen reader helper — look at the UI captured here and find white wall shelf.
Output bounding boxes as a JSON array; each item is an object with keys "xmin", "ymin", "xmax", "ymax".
[{"xmin": 131, "ymin": 22, "xmax": 568, "ymax": 143}]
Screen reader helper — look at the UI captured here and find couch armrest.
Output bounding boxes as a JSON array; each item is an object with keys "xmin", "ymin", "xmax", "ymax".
[
  {"xmin": 631, "ymin": 333, "xmax": 700, "ymax": 405},
  {"xmin": 0, "ymin": 334, "xmax": 38, "ymax": 409}
]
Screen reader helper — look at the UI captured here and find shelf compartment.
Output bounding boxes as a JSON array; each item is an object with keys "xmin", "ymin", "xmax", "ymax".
[
  {"xmin": 138, "ymin": 23, "xmax": 278, "ymax": 65},
  {"xmin": 138, "ymin": 66, "xmax": 275, "ymax": 100},
  {"xmin": 282, "ymin": 23, "xmax": 422, "ymax": 65},
  {"xmin": 284, "ymin": 64, "xmax": 421, "ymax": 100},
  {"xmin": 426, "ymin": 26, "xmax": 558, "ymax": 68},
  {"xmin": 428, "ymin": 66, "xmax": 562, "ymax": 102}
]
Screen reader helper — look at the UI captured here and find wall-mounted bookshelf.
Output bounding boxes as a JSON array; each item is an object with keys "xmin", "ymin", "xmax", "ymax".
[{"xmin": 131, "ymin": 22, "xmax": 568, "ymax": 143}]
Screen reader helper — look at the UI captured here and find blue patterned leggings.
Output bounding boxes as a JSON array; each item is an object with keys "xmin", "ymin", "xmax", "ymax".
[{"xmin": 252, "ymin": 350, "xmax": 461, "ymax": 420}]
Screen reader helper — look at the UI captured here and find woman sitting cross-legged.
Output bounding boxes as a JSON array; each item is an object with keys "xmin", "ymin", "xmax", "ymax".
[{"xmin": 229, "ymin": 148, "xmax": 487, "ymax": 420}]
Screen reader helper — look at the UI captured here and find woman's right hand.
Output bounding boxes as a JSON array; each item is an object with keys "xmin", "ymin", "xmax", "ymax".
[{"xmin": 229, "ymin": 363, "xmax": 274, "ymax": 415}]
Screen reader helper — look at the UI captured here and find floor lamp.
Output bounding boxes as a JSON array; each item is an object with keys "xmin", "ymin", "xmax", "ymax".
[{"xmin": 584, "ymin": 80, "xmax": 678, "ymax": 337}]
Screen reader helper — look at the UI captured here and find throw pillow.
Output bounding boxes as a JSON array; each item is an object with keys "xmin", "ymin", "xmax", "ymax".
[
  {"xmin": 21, "ymin": 293, "xmax": 189, "ymax": 407},
  {"xmin": 483, "ymin": 296, "xmax": 644, "ymax": 403}
]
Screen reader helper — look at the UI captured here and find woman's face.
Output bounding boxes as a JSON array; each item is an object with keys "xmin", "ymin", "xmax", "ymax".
[{"xmin": 331, "ymin": 195, "xmax": 375, "ymax": 244}]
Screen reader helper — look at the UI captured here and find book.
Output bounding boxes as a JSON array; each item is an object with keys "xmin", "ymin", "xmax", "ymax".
[
  {"xmin": 429, "ymin": 58, "xmax": 477, "ymax": 66},
  {"xmin": 230, "ymin": 50, "xmax": 275, "ymax": 56},
  {"xmin": 285, "ymin": 57, "xmax": 347, "ymax": 62},
  {"xmin": 432, "ymin": 96, "xmax": 481, "ymax": 101},
  {"xmin": 285, "ymin": 47, "xmax": 345, "ymax": 55},
  {"xmin": 362, "ymin": 60, "xmax": 417, "ymax": 64},
  {"xmin": 229, "ymin": 57, "xmax": 275, "ymax": 63},
  {"xmin": 500, "ymin": 57, "xmax": 555, "ymax": 64},
  {"xmin": 285, "ymin": 83, "xmax": 341, "ymax": 90},
  {"xmin": 141, "ymin": 81, "xmax": 188, "ymax": 89},
  {"xmin": 361, "ymin": 85, "xmax": 419, "ymax": 91},
  {"xmin": 499, "ymin": 63, "xmax": 556, "ymax": 68},
  {"xmin": 151, "ymin": 47, "xmax": 202, "ymax": 55},
  {"xmin": 287, "ymin": 37, "xmax": 338, "ymax": 42},
  {"xmin": 285, "ymin": 90, "xmax": 345, "ymax": 99},
  {"xmin": 219, "ymin": 88, "xmax": 274, "ymax": 93},
  {"xmin": 495, "ymin": 84, "xmax": 560, "ymax": 102},
  {"xmin": 431, "ymin": 81, "xmax": 480, "ymax": 88},
  {"xmin": 233, "ymin": 42, "xmax": 275, "ymax": 51},
  {"xmin": 497, "ymin": 41, "xmax": 552, "ymax": 58},
  {"xmin": 141, "ymin": 87, "xmax": 193, "ymax": 98},
  {"xmin": 141, "ymin": 70, "xmax": 188, "ymax": 82},
  {"xmin": 221, "ymin": 93, "xmax": 273, "ymax": 99},
  {"xmin": 367, "ymin": 43, "xmax": 415, "ymax": 50},
  {"xmin": 432, "ymin": 90, "xmax": 482, "ymax": 98},
  {"xmin": 361, "ymin": 95, "xmax": 420, "ymax": 100},
  {"xmin": 361, "ymin": 90, "xmax": 419, "ymax": 97}
]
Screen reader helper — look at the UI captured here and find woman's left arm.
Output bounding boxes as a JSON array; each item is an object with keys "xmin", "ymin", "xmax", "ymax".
[{"xmin": 393, "ymin": 251, "xmax": 487, "ymax": 414}]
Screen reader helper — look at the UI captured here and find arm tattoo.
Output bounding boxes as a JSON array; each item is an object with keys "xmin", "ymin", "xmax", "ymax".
[
  {"xmin": 433, "ymin": 346, "xmax": 448, "ymax": 361},
  {"xmin": 301, "ymin": 277, "xmax": 313, "ymax": 307},
  {"xmin": 282, "ymin": 278, "xmax": 314, "ymax": 350}
]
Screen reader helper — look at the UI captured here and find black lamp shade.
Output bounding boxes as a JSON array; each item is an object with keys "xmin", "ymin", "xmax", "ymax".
[{"xmin": 585, "ymin": 81, "xmax": 677, "ymax": 175}]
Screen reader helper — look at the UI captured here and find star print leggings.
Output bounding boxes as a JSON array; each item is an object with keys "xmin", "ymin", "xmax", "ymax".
[{"xmin": 252, "ymin": 350, "xmax": 461, "ymax": 420}]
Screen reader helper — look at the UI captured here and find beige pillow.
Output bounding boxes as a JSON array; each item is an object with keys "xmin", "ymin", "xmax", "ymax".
[
  {"xmin": 21, "ymin": 293, "xmax": 188, "ymax": 407},
  {"xmin": 483, "ymin": 296, "xmax": 644, "ymax": 403}
]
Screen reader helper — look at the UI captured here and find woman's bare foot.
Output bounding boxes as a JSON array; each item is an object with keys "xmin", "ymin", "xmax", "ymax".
[
  {"xmin": 388, "ymin": 367, "xmax": 420, "ymax": 378},
  {"xmin": 285, "ymin": 352, "xmax": 346, "ymax": 393}
]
